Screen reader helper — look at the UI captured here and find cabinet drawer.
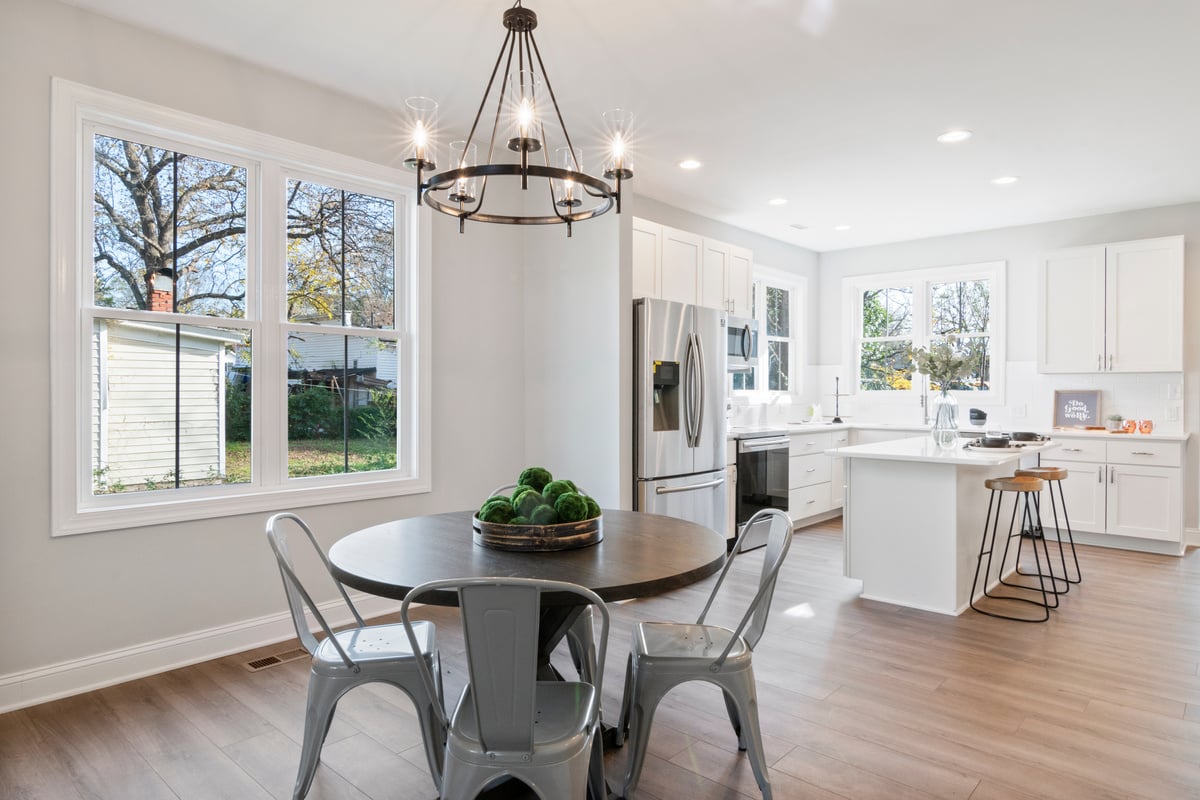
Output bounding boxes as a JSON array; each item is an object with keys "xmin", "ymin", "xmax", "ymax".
[
  {"xmin": 790, "ymin": 453, "xmax": 831, "ymax": 489},
  {"xmin": 1106, "ymin": 440, "xmax": 1182, "ymax": 467},
  {"xmin": 1050, "ymin": 438, "xmax": 1106, "ymax": 462},
  {"xmin": 831, "ymin": 429, "xmax": 851, "ymax": 448},
  {"xmin": 790, "ymin": 432, "xmax": 833, "ymax": 456},
  {"xmin": 789, "ymin": 483, "xmax": 831, "ymax": 521}
]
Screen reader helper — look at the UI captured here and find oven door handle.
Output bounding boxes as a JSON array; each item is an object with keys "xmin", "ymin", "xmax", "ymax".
[
  {"xmin": 738, "ymin": 436, "xmax": 790, "ymax": 452},
  {"xmin": 656, "ymin": 476, "xmax": 726, "ymax": 494}
]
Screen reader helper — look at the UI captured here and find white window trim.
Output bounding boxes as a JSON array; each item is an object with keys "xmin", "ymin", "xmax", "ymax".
[
  {"xmin": 734, "ymin": 266, "xmax": 805, "ymax": 398},
  {"xmin": 51, "ymin": 79, "xmax": 431, "ymax": 536},
  {"xmin": 844, "ymin": 261, "xmax": 1006, "ymax": 403}
]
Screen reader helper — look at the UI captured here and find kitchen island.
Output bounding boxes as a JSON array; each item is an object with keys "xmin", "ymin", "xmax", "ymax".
[{"xmin": 827, "ymin": 436, "xmax": 1059, "ymax": 615}]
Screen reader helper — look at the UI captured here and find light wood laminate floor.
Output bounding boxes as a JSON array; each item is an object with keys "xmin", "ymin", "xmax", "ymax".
[{"xmin": 4, "ymin": 519, "xmax": 1200, "ymax": 799}]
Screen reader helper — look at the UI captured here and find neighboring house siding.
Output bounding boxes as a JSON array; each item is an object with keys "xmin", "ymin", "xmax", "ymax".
[{"xmin": 94, "ymin": 322, "xmax": 227, "ymax": 489}]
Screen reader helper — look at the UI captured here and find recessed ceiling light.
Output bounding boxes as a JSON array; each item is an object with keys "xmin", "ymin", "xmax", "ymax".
[
  {"xmin": 678, "ymin": 159, "xmax": 702, "ymax": 170},
  {"xmin": 833, "ymin": 224, "xmax": 852, "ymax": 231},
  {"xmin": 768, "ymin": 197, "xmax": 788, "ymax": 206},
  {"xmin": 937, "ymin": 129, "xmax": 973, "ymax": 144},
  {"xmin": 991, "ymin": 175, "xmax": 1019, "ymax": 185}
]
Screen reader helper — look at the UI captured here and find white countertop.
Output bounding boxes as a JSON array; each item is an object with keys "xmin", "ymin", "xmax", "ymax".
[
  {"xmin": 827, "ymin": 435, "xmax": 1060, "ymax": 465},
  {"xmin": 727, "ymin": 421, "xmax": 1189, "ymax": 443}
]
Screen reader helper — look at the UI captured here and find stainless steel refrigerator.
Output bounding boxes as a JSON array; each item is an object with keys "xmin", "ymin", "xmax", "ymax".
[{"xmin": 634, "ymin": 298, "xmax": 728, "ymax": 533}]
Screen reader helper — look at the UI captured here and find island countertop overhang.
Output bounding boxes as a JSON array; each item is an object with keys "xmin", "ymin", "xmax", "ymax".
[{"xmin": 826, "ymin": 435, "xmax": 1060, "ymax": 466}]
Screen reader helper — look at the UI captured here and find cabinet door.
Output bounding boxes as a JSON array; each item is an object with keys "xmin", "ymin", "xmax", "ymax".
[
  {"xmin": 700, "ymin": 239, "xmax": 731, "ymax": 311},
  {"xmin": 1040, "ymin": 459, "xmax": 1106, "ymax": 533},
  {"xmin": 727, "ymin": 463, "xmax": 738, "ymax": 540},
  {"xmin": 830, "ymin": 428, "xmax": 849, "ymax": 508},
  {"xmin": 1105, "ymin": 236, "xmax": 1184, "ymax": 372},
  {"xmin": 1037, "ymin": 246, "xmax": 1106, "ymax": 373},
  {"xmin": 631, "ymin": 217, "xmax": 661, "ymax": 300},
  {"xmin": 1107, "ymin": 464, "xmax": 1181, "ymax": 541},
  {"xmin": 659, "ymin": 226, "xmax": 702, "ymax": 305},
  {"xmin": 728, "ymin": 246, "xmax": 753, "ymax": 317}
]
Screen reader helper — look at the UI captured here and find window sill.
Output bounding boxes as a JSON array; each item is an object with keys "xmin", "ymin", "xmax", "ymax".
[{"xmin": 54, "ymin": 474, "xmax": 431, "ymax": 537}]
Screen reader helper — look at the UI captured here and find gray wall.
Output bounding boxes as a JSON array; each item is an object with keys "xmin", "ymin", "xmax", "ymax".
[{"xmin": 0, "ymin": 0, "xmax": 598, "ymax": 682}]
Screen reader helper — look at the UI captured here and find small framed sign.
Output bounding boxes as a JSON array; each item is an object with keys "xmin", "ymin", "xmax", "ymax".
[{"xmin": 1053, "ymin": 390, "xmax": 1101, "ymax": 428}]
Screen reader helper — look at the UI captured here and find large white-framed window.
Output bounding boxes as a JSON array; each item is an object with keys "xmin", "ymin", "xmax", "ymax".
[
  {"xmin": 51, "ymin": 79, "xmax": 430, "ymax": 536},
  {"xmin": 846, "ymin": 261, "xmax": 1006, "ymax": 401},
  {"xmin": 732, "ymin": 267, "xmax": 805, "ymax": 396}
]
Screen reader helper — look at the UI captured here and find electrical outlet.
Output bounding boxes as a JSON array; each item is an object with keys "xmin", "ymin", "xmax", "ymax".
[
  {"xmin": 1012, "ymin": 404, "xmax": 1027, "ymax": 419},
  {"xmin": 1166, "ymin": 406, "xmax": 1180, "ymax": 422}
]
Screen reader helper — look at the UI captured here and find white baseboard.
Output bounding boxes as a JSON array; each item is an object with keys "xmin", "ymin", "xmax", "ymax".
[
  {"xmin": 1186, "ymin": 528, "xmax": 1200, "ymax": 548},
  {"xmin": 0, "ymin": 593, "xmax": 401, "ymax": 714}
]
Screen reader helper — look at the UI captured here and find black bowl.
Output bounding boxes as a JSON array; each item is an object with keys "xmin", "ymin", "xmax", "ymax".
[
  {"xmin": 978, "ymin": 435, "xmax": 1012, "ymax": 448},
  {"xmin": 1011, "ymin": 431, "xmax": 1047, "ymax": 442}
]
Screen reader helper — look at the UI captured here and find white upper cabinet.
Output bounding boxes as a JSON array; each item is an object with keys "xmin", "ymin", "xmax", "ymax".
[
  {"xmin": 660, "ymin": 226, "xmax": 703, "ymax": 306},
  {"xmin": 632, "ymin": 217, "xmax": 753, "ymax": 313},
  {"xmin": 1037, "ymin": 235, "xmax": 1183, "ymax": 373}
]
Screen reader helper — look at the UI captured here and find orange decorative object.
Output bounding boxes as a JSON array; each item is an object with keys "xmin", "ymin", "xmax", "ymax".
[
  {"xmin": 1122, "ymin": 419, "xmax": 1137, "ymax": 433},
  {"xmin": 1138, "ymin": 419, "xmax": 1154, "ymax": 434}
]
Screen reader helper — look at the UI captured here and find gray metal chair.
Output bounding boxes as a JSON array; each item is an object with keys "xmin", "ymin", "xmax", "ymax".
[
  {"xmin": 265, "ymin": 513, "xmax": 445, "ymax": 800},
  {"xmin": 401, "ymin": 577, "xmax": 610, "ymax": 800},
  {"xmin": 613, "ymin": 508, "xmax": 794, "ymax": 799},
  {"xmin": 489, "ymin": 482, "xmax": 598, "ymax": 683}
]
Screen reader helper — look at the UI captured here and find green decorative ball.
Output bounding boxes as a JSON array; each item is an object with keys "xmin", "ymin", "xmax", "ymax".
[
  {"xmin": 554, "ymin": 492, "xmax": 589, "ymax": 523},
  {"xmin": 478, "ymin": 499, "xmax": 515, "ymax": 524},
  {"xmin": 530, "ymin": 504, "xmax": 559, "ymax": 525}
]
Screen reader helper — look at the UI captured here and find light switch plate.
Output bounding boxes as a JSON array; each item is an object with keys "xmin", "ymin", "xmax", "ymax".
[{"xmin": 1166, "ymin": 406, "xmax": 1180, "ymax": 422}]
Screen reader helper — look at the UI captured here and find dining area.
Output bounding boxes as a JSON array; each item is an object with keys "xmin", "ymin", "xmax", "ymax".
[{"xmin": 264, "ymin": 491, "xmax": 795, "ymax": 800}]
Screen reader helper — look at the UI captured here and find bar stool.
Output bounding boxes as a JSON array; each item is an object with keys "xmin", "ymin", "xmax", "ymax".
[
  {"xmin": 1014, "ymin": 466, "xmax": 1082, "ymax": 588},
  {"xmin": 970, "ymin": 475, "xmax": 1056, "ymax": 622}
]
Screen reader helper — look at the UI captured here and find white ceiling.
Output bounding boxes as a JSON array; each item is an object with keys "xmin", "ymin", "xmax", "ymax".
[{"xmin": 61, "ymin": 0, "xmax": 1200, "ymax": 252}]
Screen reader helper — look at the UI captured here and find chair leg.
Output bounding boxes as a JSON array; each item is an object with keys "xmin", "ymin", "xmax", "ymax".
[
  {"xmin": 621, "ymin": 686, "xmax": 665, "ymax": 799},
  {"xmin": 294, "ymin": 675, "xmax": 345, "ymax": 800},
  {"xmin": 973, "ymin": 490, "xmax": 1051, "ymax": 622},
  {"xmin": 722, "ymin": 689, "xmax": 745, "ymax": 750},
  {"xmin": 1056, "ymin": 479, "xmax": 1082, "ymax": 584},
  {"xmin": 586, "ymin": 732, "xmax": 606, "ymax": 800},
  {"xmin": 721, "ymin": 676, "xmax": 772, "ymax": 800},
  {"xmin": 613, "ymin": 653, "xmax": 634, "ymax": 747}
]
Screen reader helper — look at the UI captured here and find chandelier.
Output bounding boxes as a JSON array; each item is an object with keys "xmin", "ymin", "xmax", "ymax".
[{"xmin": 404, "ymin": 1, "xmax": 632, "ymax": 237}]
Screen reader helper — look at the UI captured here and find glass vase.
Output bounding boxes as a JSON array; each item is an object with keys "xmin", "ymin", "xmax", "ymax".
[{"xmin": 930, "ymin": 389, "xmax": 959, "ymax": 450}]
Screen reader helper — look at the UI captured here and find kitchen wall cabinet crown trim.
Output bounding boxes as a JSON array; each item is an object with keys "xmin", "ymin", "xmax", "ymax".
[{"xmin": 1037, "ymin": 235, "xmax": 1183, "ymax": 373}]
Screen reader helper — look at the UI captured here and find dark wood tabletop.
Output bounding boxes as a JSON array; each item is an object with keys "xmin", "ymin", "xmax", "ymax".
[{"xmin": 328, "ymin": 509, "xmax": 727, "ymax": 607}]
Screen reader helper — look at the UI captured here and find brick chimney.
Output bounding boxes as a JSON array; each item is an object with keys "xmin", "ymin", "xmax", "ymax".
[{"xmin": 148, "ymin": 268, "xmax": 174, "ymax": 312}]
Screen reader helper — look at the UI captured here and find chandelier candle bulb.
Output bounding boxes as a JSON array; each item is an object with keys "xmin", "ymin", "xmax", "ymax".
[{"xmin": 409, "ymin": 2, "xmax": 629, "ymax": 233}]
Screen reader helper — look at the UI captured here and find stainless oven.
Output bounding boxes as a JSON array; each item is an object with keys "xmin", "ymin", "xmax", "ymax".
[
  {"xmin": 725, "ymin": 315, "xmax": 758, "ymax": 373},
  {"xmin": 735, "ymin": 430, "xmax": 789, "ymax": 551}
]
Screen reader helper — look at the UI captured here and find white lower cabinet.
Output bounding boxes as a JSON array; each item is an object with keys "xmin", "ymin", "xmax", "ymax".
[
  {"xmin": 726, "ymin": 439, "xmax": 737, "ymax": 542},
  {"xmin": 788, "ymin": 430, "xmax": 852, "ymax": 525},
  {"xmin": 830, "ymin": 428, "xmax": 850, "ymax": 508},
  {"xmin": 1041, "ymin": 436, "xmax": 1184, "ymax": 548}
]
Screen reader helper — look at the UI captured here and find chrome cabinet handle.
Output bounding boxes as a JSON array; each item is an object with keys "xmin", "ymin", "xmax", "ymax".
[
  {"xmin": 1097, "ymin": 354, "xmax": 1102, "ymax": 370},
  {"xmin": 1131, "ymin": 451, "xmax": 1155, "ymax": 456},
  {"xmin": 1109, "ymin": 353, "xmax": 1113, "ymax": 370},
  {"xmin": 806, "ymin": 467, "xmax": 816, "ymax": 473},
  {"xmin": 1062, "ymin": 447, "xmax": 1082, "ymax": 452},
  {"xmin": 1110, "ymin": 468, "xmax": 1116, "ymax": 484},
  {"xmin": 1097, "ymin": 466, "xmax": 1102, "ymax": 482},
  {"xmin": 806, "ymin": 499, "xmax": 816, "ymax": 504}
]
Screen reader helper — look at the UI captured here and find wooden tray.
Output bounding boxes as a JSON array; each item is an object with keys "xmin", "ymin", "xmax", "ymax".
[{"xmin": 472, "ymin": 514, "xmax": 603, "ymax": 551}]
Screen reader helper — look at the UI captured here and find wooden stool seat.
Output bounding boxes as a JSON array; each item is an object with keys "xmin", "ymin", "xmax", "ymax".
[
  {"xmin": 1015, "ymin": 466, "xmax": 1068, "ymax": 481},
  {"xmin": 984, "ymin": 475, "xmax": 1044, "ymax": 493}
]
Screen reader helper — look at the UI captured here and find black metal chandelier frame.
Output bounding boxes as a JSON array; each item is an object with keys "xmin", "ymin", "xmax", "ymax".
[{"xmin": 409, "ymin": 1, "xmax": 627, "ymax": 235}]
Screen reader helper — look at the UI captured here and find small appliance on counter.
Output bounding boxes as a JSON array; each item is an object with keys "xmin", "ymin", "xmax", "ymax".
[{"xmin": 733, "ymin": 428, "xmax": 789, "ymax": 551}]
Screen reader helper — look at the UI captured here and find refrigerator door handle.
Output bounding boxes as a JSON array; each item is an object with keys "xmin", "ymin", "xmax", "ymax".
[
  {"xmin": 683, "ymin": 333, "xmax": 696, "ymax": 446},
  {"xmin": 655, "ymin": 476, "xmax": 726, "ymax": 494},
  {"xmin": 692, "ymin": 331, "xmax": 706, "ymax": 446}
]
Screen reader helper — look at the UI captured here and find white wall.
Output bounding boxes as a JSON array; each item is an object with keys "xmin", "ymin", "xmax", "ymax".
[
  {"xmin": 817, "ymin": 202, "xmax": 1200, "ymax": 530},
  {"xmin": 0, "ymin": 0, "xmax": 538, "ymax": 697}
]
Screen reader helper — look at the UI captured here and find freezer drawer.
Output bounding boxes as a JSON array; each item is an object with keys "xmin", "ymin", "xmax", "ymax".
[{"xmin": 636, "ymin": 469, "xmax": 728, "ymax": 536}]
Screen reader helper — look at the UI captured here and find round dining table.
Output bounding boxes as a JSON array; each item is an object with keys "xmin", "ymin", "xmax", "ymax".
[{"xmin": 328, "ymin": 508, "xmax": 727, "ymax": 679}]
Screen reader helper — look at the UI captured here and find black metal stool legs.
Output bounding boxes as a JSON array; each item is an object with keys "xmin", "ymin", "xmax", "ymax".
[{"xmin": 970, "ymin": 485, "xmax": 1052, "ymax": 622}]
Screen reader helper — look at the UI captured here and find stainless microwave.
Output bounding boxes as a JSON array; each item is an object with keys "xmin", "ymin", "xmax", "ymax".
[{"xmin": 725, "ymin": 315, "xmax": 758, "ymax": 372}]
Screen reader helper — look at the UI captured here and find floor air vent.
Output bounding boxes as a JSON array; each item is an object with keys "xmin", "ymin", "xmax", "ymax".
[{"xmin": 243, "ymin": 647, "xmax": 308, "ymax": 672}]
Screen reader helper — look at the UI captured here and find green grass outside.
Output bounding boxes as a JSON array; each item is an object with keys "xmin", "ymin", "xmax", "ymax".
[{"xmin": 224, "ymin": 438, "xmax": 397, "ymax": 481}]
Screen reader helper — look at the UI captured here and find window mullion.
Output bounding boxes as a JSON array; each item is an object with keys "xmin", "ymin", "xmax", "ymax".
[{"xmin": 256, "ymin": 160, "xmax": 285, "ymax": 489}]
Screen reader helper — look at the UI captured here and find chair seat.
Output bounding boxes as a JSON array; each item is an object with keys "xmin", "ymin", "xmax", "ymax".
[
  {"xmin": 314, "ymin": 621, "xmax": 436, "ymax": 674},
  {"xmin": 984, "ymin": 475, "xmax": 1044, "ymax": 492},
  {"xmin": 449, "ymin": 681, "xmax": 597, "ymax": 758},
  {"xmin": 633, "ymin": 621, "xmax": 750, "ymax": 667},
  {"xmin": 1015, "ymin": 466, "xmax": 1068, "ymax": 481}
]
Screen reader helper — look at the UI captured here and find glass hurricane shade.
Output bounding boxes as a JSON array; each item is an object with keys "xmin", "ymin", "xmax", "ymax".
[
  {"xmin": 405, "ymin": 96, "xmax": 438, "ymax": 169},
  {"xmin": 507, "ymin": 71, "xmax": 543, "ymax": 152},
  {"xmin": 448, "ymin": 141, "xmax": 478, "ymax": 204}
]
